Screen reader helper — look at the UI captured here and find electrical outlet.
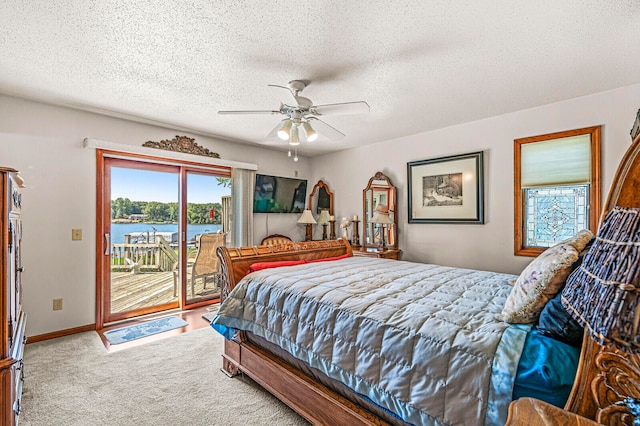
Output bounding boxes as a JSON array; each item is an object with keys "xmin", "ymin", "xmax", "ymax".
[
  {"xmin": 72, "ymin": 228, "xmax": 82, "ymax": 241},
  {"xmin": 53, "ymin": 298, "xmax": 63, "ymax": 310}
]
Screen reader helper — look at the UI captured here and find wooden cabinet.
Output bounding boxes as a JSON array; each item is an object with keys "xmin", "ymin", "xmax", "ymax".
[
  {"xmin": 0, "ymin": 167, "xmax": 26, "ymax": 426},
  {"xmin": 353, "ymin": 248, "xmax": 402, "ymax": 260}
]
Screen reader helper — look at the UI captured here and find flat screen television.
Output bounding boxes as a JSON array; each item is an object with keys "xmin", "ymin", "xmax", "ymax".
[{"xmin": 253, "ymin": 174, "xmax": 308, "ymax": 213}]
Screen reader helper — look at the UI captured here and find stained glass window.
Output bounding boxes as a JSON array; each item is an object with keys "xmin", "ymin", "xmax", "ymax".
[
  {"xmin": 524, "ymin": 185, "xmax": 589, "ymax": 247},
  {"xmin": 514, "ymin": 126, "xmax": 600, "ymax": 256}
]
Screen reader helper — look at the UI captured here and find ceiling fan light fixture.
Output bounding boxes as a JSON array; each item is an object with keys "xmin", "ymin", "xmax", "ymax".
[
  {"xmin": 289, "ymin": 125, "xmax": 300, "ymax": 146},
  {"xmin": 277, "ymin": 120, "xmax": 293, "ymax": 140},
  {"xmin": 302, "ymin": 121, "xmax": 317, "ymax": 142}
]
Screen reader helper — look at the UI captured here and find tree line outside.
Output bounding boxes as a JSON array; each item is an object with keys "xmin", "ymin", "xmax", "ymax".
[{"xmin": 111, "ymin": 198, "xmax": 223, "ymax": 224}]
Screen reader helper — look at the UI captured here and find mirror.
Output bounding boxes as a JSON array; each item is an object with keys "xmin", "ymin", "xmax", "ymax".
[
  {"xmin": 309, "ymin": 180, "xmax": 334, "ymax": 240},
  {"xmin": 309, "ymin": 180, "xmax": 333, "ymax": 215},
  {"xmin": 363, "ymin": 172, "xmax": 397, "ymax": 250}
]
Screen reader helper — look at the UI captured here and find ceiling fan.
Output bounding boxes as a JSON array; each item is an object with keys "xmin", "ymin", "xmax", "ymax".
[{"xmin": 218, "ymin": 80, "xmax": 369, "ymax": 159}]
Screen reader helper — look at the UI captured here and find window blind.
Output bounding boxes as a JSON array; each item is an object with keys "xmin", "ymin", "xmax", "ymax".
[{"xmin": 521, "ymin": 134, "xmax": 591, "ymax": 187}]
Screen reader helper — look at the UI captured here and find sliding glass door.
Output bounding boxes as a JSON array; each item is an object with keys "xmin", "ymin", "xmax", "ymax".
[
  {"xmin": 97, "ymin": 154, "xmax": 231, "ymax": 326},
  {"xmin": 184, "ymin": 171, "xmax": 231, "ymax": 305},
  {"xmin": 109, "ymin": 162, "xmax": 180, "ymax": 320}
]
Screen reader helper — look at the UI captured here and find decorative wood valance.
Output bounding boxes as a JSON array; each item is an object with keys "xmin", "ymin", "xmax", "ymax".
[
  {"xmin": 83, "ymin": 138, "xmax": 257, "ymax": 171},
  {"xmin": 142, "ymin": 135, "xmax": 220, "ymax": 158}
]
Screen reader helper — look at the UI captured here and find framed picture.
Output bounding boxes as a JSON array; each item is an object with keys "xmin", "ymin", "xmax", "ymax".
[{"xmin": 407, "ymin": 151, "xmax": 484, "ymax": 224}]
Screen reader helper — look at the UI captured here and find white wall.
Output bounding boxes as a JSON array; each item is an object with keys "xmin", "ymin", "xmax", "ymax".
[
  {"xmin": 0, "ymin": 95, "xmax": 311, "ymax": 336},
  {"xmin": 2, "ymin": 82, "xmax": 639, "ymax": 337},
  {"xmin": 311, "ymin": 83, "xmax": 640, "ymax": 275}
]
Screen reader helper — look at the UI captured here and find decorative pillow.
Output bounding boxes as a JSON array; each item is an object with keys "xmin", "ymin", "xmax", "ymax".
[
  {"xmin": 534, "ymin": 236, "xmax": 594, "ymax": 346},
  {"xmin": 570, "ymin": 236, "xmax": 594, "ymax": 273},
  {"xmin": 559, "ymin": 229, "xmax": 594, "ymax": 253},
  {"xmin": 247, "ymin": 260, "xmax": 307, "ymax": 274},
  {"xmin": 562, "ymin": 206, "xmax": 640, "ymax": 346},
  {"xmin": 536, "ymin": 291, "xmax": 584, "ymax": 347},
  {"xmin": 506, "ymin": 231, "xmax": 594, "ymax": 287},
  {"xmin": 498, "ymin": 243, "xmax": 586, "ymax": 324}
]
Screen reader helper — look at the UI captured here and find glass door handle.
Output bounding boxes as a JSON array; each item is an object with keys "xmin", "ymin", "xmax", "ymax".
[{"xmin": 104, "ymin": 233, "xmax": 110, "ymax": 255}]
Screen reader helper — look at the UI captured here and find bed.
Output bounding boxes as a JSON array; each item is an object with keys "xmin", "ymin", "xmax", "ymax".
[{"xmin": 211, "ymin": 135, "xmax": 640, "ymax": 425}]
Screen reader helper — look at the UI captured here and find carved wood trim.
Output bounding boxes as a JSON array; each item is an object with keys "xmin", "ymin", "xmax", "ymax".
[
  {"xmin": 593, "ymin": 345, "xmax": 640, "ymax": 425},
  {"xmin": 568, "ymin": 337, "xmax": 640, "ymax": 425},
  {"xmin": 142, "ymin": 135, "xmax": 220, "ymax": 158}
]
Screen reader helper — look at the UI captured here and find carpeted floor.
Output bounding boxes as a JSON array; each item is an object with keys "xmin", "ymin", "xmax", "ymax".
[{"xmin": 21, "ymin": 327, "xmax": 309, "ymax": 425}]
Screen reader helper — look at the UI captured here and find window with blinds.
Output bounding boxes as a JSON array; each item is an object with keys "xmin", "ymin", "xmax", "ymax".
[{"xmin": 514, "ymin": 126, "xmax": 601, "ymax": 257}]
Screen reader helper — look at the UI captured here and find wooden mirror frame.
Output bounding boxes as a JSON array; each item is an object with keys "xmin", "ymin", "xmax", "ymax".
[
  {"xmin": 309, "ymin": 180, "xmax": 334, "ymax": 215},
  {"xmin": 362, "ymin": 172, "xmax": 397, "ymax": 250}
]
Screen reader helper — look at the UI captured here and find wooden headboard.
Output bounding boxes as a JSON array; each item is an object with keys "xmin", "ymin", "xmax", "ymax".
[
  {"xmin": 216, "ymin": 239, "xmax": 352, "ymax": 300},
  {"xmin": 565, "ymin": 134, "xmax": 640, "ymax": 425}
]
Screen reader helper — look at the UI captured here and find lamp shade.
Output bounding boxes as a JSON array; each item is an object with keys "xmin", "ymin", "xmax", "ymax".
[
  {"xmin": 317, "ymin": 209, "xmax": 331, "ymax": 224},
  {"xmin": 297, "ymin": 209, "xmax": 317, "ymax": 224},
  {"xmin": 562, "ymin": 206, "xmax": 640, "ymax": 351},
  {"xmin": 277, "ymin": 120, "xmax": 293, "ymax": 140},
  {"xmin": 370, "ymin": 204, "xmax": 393, "ymax": 224},
  {"xmin": 302, "ymin": 121, "xmax": 318, "ymax": 142},
  {"xmin": 289, "ymin": 125, "xmax": 300, "ymax": 146},
  {"xmin": 370, "ymin": 212, "xmax": 394, "ymax": 224}
]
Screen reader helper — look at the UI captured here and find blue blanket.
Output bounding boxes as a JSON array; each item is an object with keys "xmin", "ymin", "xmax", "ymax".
[{"xmin": 212, "ymin": 257, "xmax": 529, "ymax": 425}]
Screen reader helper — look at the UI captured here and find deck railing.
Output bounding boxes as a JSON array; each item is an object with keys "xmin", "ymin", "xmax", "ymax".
[{"xmin": 111, "ymin": 235, "xmax": 178, "ymax": 272}]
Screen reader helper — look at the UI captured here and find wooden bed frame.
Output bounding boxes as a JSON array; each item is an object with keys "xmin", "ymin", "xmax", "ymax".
[{"xmin": 216, "ymin": 136, "xmax": 640, "ymax": 425}]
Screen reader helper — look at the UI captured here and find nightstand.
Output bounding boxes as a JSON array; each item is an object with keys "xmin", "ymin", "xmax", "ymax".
[
  {"xmin": 352, "ymin": 248, "xmax": 402, "ymax": 260},
  {"xmin": 505, "ymin": 398, "xmax": 601, "ymax": 425}
]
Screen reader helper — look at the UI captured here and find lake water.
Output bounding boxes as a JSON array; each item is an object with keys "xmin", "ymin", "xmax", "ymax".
[{"xmin": 110, "ymin": 223, "xmax": 222, "ymax": 244}]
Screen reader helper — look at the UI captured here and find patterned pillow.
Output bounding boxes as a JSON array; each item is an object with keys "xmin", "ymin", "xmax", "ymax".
[
  {"xmin": 560, "ymin": 229, "xmax": 594, "ymax": 253},
  {"xmin": 498, "ymin": 230, "xmax": 593, "ymax": 324}
]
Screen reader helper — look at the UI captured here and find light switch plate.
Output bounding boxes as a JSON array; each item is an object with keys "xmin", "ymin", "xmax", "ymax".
[{"xmin": 72, "ymin": 229, "xmax": 82, "ymax": 241}]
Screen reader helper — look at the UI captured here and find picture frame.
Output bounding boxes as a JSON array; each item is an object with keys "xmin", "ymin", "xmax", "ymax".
[{"xmin": 407, "ymin": 151, "xmax": 484, "ymax": 224}]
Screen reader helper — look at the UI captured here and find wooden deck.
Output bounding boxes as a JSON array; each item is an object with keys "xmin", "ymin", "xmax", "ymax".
[{"xmin": 110, "ymin": 271, "xmax": 218, "ymax": 313}]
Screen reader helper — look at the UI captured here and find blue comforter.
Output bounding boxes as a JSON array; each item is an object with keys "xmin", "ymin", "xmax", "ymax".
[{"xmin": 212, "ymin": 257, "xmax": 530, "ymax": 425}]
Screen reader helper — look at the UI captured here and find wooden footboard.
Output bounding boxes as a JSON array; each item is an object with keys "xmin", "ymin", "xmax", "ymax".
[
  {"xmin": 221, "ymin": 334, "xmax": 388, "ymax": 425},
  {"xmin": 216, "ymin": 239, "xmax": 352, "ymax": 300},
  {"xmin": 215, "ymin": 239, "xmax": 391, "ymax": 425}
]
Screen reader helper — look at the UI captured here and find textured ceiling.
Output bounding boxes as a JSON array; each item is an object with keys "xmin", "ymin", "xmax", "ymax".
[{"xmin": 1, "ymin": 1, "xmax": 639, "ymax": 157}]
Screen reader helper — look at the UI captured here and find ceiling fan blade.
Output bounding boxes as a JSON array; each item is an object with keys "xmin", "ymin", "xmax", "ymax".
[
  {"xmin": 306, "ymin": 117, "xmax": 345, "ymax": 139},
  {"xmin": 310, "ymin": 101, "xmax": 370, "ymax": 116},
  {"xmin": 268, "ymin": 84, "xmax": 299, "ymax": 105},
  {"xmin": 218, "ymin": 110, "xmax": 279, "ymax": 115}
]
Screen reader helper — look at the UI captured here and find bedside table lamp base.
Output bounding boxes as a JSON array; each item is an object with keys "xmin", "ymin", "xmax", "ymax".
[{"xmin": 297, "ymin": 209, "xmax": 317, "ymax": 242}]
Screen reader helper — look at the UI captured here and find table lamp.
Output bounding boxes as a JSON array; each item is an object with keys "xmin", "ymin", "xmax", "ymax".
[
  {"xmin": 370, "ymin": 204, "xmax": 393, "ymax": 251},
  {"xmin": 297, "ymin": 209, "xmax": 316, "ymax": 241},
  {"xmin": 317, "ymin": 209, "xmax": 331, "ymax": 240}
]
